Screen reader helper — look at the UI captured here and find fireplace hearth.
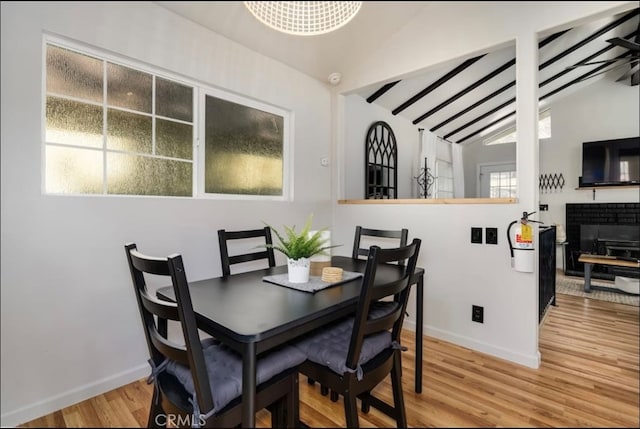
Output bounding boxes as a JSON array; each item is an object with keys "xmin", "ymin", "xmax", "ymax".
[{"xmin": 566, "ymin": 203, "xmax": 640, "ymax": 280}]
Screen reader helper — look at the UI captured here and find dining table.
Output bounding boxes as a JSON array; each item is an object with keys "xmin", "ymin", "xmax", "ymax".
[{"xmin": 156, "ymin": 255, "xmax": 425, "ymax": 427}]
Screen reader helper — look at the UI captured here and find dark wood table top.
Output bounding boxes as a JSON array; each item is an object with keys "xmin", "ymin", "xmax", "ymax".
[{"xmin": 156, "ymin": 255, "xmax": 423, "ymax": 353}]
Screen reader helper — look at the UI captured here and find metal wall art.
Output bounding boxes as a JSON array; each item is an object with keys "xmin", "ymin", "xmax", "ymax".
[{"xmin": 539, "ymin": 173, "xmax": 565, "ymax": 193}]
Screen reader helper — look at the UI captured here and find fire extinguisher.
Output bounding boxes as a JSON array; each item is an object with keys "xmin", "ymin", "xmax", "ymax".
[{"xmin": 507, "ymin": 211, "xmax": 543, "ymax": 273}]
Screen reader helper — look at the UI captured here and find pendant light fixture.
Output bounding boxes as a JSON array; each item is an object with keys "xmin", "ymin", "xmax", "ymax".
[{"xmin": 244, "ymin": 2, "xmax": 362, "ymax": 36}]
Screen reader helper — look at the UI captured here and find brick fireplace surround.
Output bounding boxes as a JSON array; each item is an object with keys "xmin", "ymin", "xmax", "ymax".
[{"xmin": 565, "ymin": 202, "xmax": 640, "ymax": 280}]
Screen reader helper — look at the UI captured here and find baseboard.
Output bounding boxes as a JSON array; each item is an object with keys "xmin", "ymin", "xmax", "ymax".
[
  {"xmin": 0, "ymin": 363, "xmax": 149, "ymax": 427},
  {"xmin": 425, "ymin": 326, "xmax": 541, "ymax": 369}
]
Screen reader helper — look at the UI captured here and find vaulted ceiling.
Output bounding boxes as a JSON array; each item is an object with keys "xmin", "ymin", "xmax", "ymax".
[
  {"xmin": 157, "ymin": 2, "xmax": 639, "ymax": 146},
  {"xmin": 357, "ymin": 7, "xmax": 639, "ymax": 145}
]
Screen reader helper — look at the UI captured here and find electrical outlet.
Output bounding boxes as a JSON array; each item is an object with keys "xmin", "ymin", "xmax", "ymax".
[
  {"xmin": 539, "ymin": 204, "xmax": 549, "ymax": 211},
  {"xmin": 485, "ymin": 227, "xmax": 498, "ymax": 245},
  {"xmin": 472, "ymin": 305, "xmax": 484, "ymax": 323},
  {"xmin": 471, "ymin": 227, "xmax": 482, "ymax": 244}
]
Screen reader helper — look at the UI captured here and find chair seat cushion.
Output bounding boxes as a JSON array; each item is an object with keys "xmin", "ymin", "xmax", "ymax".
[
  {"xmin": 292, "ymin": 301, "xmax": 396, "ymax": 378},
  {"xmin": 165, "ymin": 338, "xmax": 305, "ymax": 413}
]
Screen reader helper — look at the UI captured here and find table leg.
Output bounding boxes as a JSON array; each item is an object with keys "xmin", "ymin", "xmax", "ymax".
[
  {"xmin": 242, "ymin": 342, "xmax": 257, "ymax": 428},
  {"xmin": 415, "ymin": 274, "xmax": 424, "ymax": 394},
  {"xmin": 583, "ymin": 262, "xmax": 594, "ymax": 293}
]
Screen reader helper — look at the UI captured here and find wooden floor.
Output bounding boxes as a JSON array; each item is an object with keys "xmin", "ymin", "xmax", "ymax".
[{"xmin": 20, "ymin": 293, "xmax": 639, "ymax": 428}]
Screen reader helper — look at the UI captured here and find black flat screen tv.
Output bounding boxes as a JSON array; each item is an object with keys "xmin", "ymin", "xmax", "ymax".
[{"xmin": 580, "ymin": 136, "xmax": 640, "ymax": 187}]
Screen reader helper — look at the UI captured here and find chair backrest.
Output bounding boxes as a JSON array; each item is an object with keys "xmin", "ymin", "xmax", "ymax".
[
  {"xmin": 218, "ymin": 227, "xmax": 276, "ymax": 276},
  {"xmin": 124, "ymin": 243, "xmax": 215, "ymax": 413},
  {"xmin": 352, "ymin": 225, "xmax": 409, "ymax": 260},
  {"xmin": 345, "ymin": 238, "xmax": 421, "ymax": 372}
]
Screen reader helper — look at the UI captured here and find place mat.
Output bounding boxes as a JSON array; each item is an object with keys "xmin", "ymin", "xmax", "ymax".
[{"xmin": 263, "ymin": 271, "xmax": 363, "ymax": 293}]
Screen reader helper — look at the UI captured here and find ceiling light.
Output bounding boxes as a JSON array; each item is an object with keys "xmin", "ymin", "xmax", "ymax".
[{"xmin": 243, "ymin": 2, "xmax": 362, "ymax": 36}]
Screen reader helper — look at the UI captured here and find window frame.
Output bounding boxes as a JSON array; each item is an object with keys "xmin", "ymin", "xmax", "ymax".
[
  {"xmin": 197, "ymin": 86, "xmax": 292, "ymax": 201},
  {"xmin": 42, "ymin": 35, "xmax": 292, "ymax": 201}
]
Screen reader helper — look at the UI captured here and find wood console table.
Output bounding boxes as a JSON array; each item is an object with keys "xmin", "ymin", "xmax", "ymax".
[{"xmin": 577, "ymin": 254, "xmax": 640, "ymax": 292}]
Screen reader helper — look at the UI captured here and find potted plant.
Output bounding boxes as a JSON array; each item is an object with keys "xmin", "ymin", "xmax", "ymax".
[{"xmin": 265, "ymin": 215, "xmax": 338, "ymax": 283}]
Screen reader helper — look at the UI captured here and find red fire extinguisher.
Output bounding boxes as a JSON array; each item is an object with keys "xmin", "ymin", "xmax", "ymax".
[{"xmin": 507, "ymin": 211, "xmax": 542, "ymax": 272}]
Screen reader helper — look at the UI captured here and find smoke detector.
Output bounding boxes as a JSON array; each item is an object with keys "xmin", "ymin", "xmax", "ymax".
[{"xmin": 328, "ymin": 72, "xmax": 342, "ymax": 85}]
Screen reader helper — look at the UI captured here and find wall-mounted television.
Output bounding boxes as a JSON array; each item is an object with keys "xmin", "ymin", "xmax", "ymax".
[{"xmin": 580, "ymin": 136, "xmax": 640, "ymax": 187}]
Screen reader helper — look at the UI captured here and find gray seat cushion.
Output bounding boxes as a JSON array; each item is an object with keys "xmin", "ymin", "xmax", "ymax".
[
  {"xmin": 292, "ymin": 301, "xmax": 397, "ymax": 379},
  {"xmin": 165, "ymin": 338, "xmax": 306, "ymax": 413}
]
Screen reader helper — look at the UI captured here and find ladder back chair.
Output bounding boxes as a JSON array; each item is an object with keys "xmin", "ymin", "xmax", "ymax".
[
  {"xmin": 352, "ymin": 226, "xmax": 409, "ymax": 260},
  {"xmin": 125, "ymin": 243, "xmax": 304, "ymax": 428},
  {"xmin": 293, "ymin": 239, "xmax": 421, "ymax": 428},
  {"xmin": 217, "ymin": 227, "xmax": 276, "ymax": 276}
]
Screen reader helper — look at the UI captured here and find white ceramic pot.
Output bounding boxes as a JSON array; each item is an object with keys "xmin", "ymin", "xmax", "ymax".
[{"xmin": 287, "ymin": 257, "xmax": 310, "ymax": 283}]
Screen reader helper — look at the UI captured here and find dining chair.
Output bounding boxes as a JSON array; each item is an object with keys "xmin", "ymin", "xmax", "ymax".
[
  {"xmin": 217, "ymin": 227, "xmax": 276, "ymax": 276},
  {"xmin": 308, "ymin": 224, "xmax": 410, "ymax": 402},
  {"xmin": 352, "ymin": 225, "xmax": 409, "ymax": 260},
  {"xmin": 124, "ymin": 243, "xmax": 304, "ymax": 428},
  {"xmin": 293, "ymin": 238, "xmax": 421, "ymax": 428}
]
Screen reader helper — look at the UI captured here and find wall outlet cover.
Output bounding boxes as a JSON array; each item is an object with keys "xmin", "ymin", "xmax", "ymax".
[
  {"xmin": 471, "ymin": 227, "xmax": 482, "ymax": 244},
  {"xmin": 486, "ymin": 227, "xmax": 498, "ymax": 244},
  {"xmin": 472, "ymin": 305, "xmax": 484, "ymax": 323}
]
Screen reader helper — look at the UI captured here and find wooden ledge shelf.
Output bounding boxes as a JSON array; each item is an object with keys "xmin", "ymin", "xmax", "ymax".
[{"xmin": 338, "ymin": 198, "xmax": 517, "ymax": 205}]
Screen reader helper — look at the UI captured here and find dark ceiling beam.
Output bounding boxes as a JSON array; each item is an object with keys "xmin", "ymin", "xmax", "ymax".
[
  {"xmin": 452, "ymin": 51, "xmax": 632, "ymax": 144},
  {"xmin": 538, "ymin": 28, "xmax": 572, "ymax": 48},
  {"xmin": 426, "ymin": 30, "xmax": 570, "ymax": 132},
  {"xmin": 541, "ymin": 51, "xmax": 634, "ymax": 100},
  {"xmin": 412, "ymin": 58, "xmax": 515, "ymax": 124},
  {"xmin": 443, "ymin": 97, "xmax": 514, "ymax": 140},
  {"xmin": 391, "ymin": 54, "xmax": 485, "ymax": 115},
  {"xmin": 366, "ymin": 80, "xmax": 400, "ymax": 103},
  {"xmin": 429, "ymin": 81, "xmax": 515, "ymax": 132},
  {"xmin": 435, "ymin": 20, "xmax": 637, "ymax": 141},
  {"xmin": 541, "ymin": 30, "xmax": 637, "ymax": 87},
  {"xmin": 456, "ymin": 110, "xmax": 516, "ymax": 144},
  {"xmin": 539, "ymin": 8, "xmax": 638, "ymax": 69}
]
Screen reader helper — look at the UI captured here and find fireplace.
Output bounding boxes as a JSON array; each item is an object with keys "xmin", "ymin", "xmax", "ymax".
[{"xmin": 566, "ymin": 203, "xmax": 640, "ymax": 280}]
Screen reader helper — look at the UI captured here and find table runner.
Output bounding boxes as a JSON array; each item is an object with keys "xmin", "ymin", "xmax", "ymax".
[{"xmin": 262, "ymin": 271, "xmax": 362, "ymax": 293}]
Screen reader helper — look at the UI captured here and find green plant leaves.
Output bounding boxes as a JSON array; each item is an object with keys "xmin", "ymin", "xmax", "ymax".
[{"xmin": 264, "ymin": 214, "xmax": 340, "ymax": 260}]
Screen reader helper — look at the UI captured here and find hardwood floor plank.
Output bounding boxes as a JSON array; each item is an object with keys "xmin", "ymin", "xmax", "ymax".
[{"xmin": 18, "ymin": 292, "xmax": 639, "ymax": 428}]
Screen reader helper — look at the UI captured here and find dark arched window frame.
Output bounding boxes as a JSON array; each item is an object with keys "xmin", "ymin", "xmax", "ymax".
[{"xmin": 365, "ymin": 121, "xmax": 397, "ymax": 199}]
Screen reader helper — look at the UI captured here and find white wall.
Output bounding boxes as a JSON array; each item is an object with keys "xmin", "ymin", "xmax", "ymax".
[
  {"xmin": 0, "ymin": 2, "xmax": 333, "ymax": 425},
  {"xmin": 463, "ymin": 141, "xmax": 517, "ymax": 197},
  {"xmin": 333, "ymin": 1, "xmax": 637, "ymax": 375},
  {"xmin": 539, "ymin": 76, "xmax": 640, "ymax": 267},
  {"xmin": 2, "ymin": 1, "xmax": 637, "ymax": 426},
  {"xmin": 343, "ymin": 94, "xmax": 419, "ymax": 199}
]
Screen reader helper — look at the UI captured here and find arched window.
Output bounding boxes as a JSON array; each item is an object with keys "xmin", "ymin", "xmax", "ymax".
[{"xmin": 365, "ymin": 121, "xmax": 397, "ymax": 199}]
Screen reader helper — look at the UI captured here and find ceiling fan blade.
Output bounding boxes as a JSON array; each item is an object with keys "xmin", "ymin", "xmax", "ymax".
[
  {"xmin": 607, "ymin": 37, "xmax": 640, "ymax": 52},
  {"xmin": 576, "ymin": 58, "xmax": 640, "ymax": 83},
  {"xmin": 566, "ymin": 57, "xmax": 634, "ymax": 70},
  {"xmin": 616, "ymin": 62, "xmax": 640, "ymax": 82}
]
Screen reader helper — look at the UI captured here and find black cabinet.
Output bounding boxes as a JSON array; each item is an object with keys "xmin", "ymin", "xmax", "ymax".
[{"xmin": 539, "ymin": 226, "xmax": 557, "ymax": 323}]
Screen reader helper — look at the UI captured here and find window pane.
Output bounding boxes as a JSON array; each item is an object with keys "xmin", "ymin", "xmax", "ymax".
[
  {"xmin": 107, "ymin": 153, "xmax": 192, "ymax": 196},
  {"xmin": 205, "ymin": 95, "xmax": 283, "ymax": 195},
  {"xmin": 107, "ymin": 109, "xmax": 152, "ymax": 153},
  {"xmin": 156, "ymin": 119, "xmax": 193, "ymax": 160},
  {"xmin": 107, "ymin": 63, "xmax": 152, "ymax": 113},
  {"xmin": 46, "ymin": 45, "xmax": 103, "ymax": 103},
  {"xmin": 46, "ymin": 145, "xmax": 103, "ymax": 194},
  {"xmin": 156, "ymin": 77, "xmax": 193, "ymax": 122},
  {"xmin": 46, "ymin": 96, "xmax": 103, "ymax": 148}
]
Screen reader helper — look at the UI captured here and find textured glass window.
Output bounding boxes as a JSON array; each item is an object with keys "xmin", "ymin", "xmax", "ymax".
[
  {"xmin": 156, "ymin": 77, "xmax": 193, "ymax": 122},
  {"xmin": 107, "ymin": 153, "xmax": 192, "ymax": 196},
  {"xmin": 45, "ymin": 42, "xmax": 195, "ymax": 197},
  {"xmin": 46, "ymin": 146, "xmax": 103, "ymax": 194},
  {"xmin": 107, "ymin": 63, "xmax": 152, "ymax": 113},
  {"xmin": 46, "ymin": 96, "xmax": 103, "ymax": 148},
  {"xmin": 46, "ymin": 45, "xmax": 103, "ymax": 103},
  {"xmin": 204, "ymin": 95, "xmax": 283, "ymax": 195},
  {"xmin": 156, "ymin": 118, "xmax": 193, "ymax": 160},
  {"xmin": 107, "ymin": 109, "xmax": 152, "ymax": 153}
]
